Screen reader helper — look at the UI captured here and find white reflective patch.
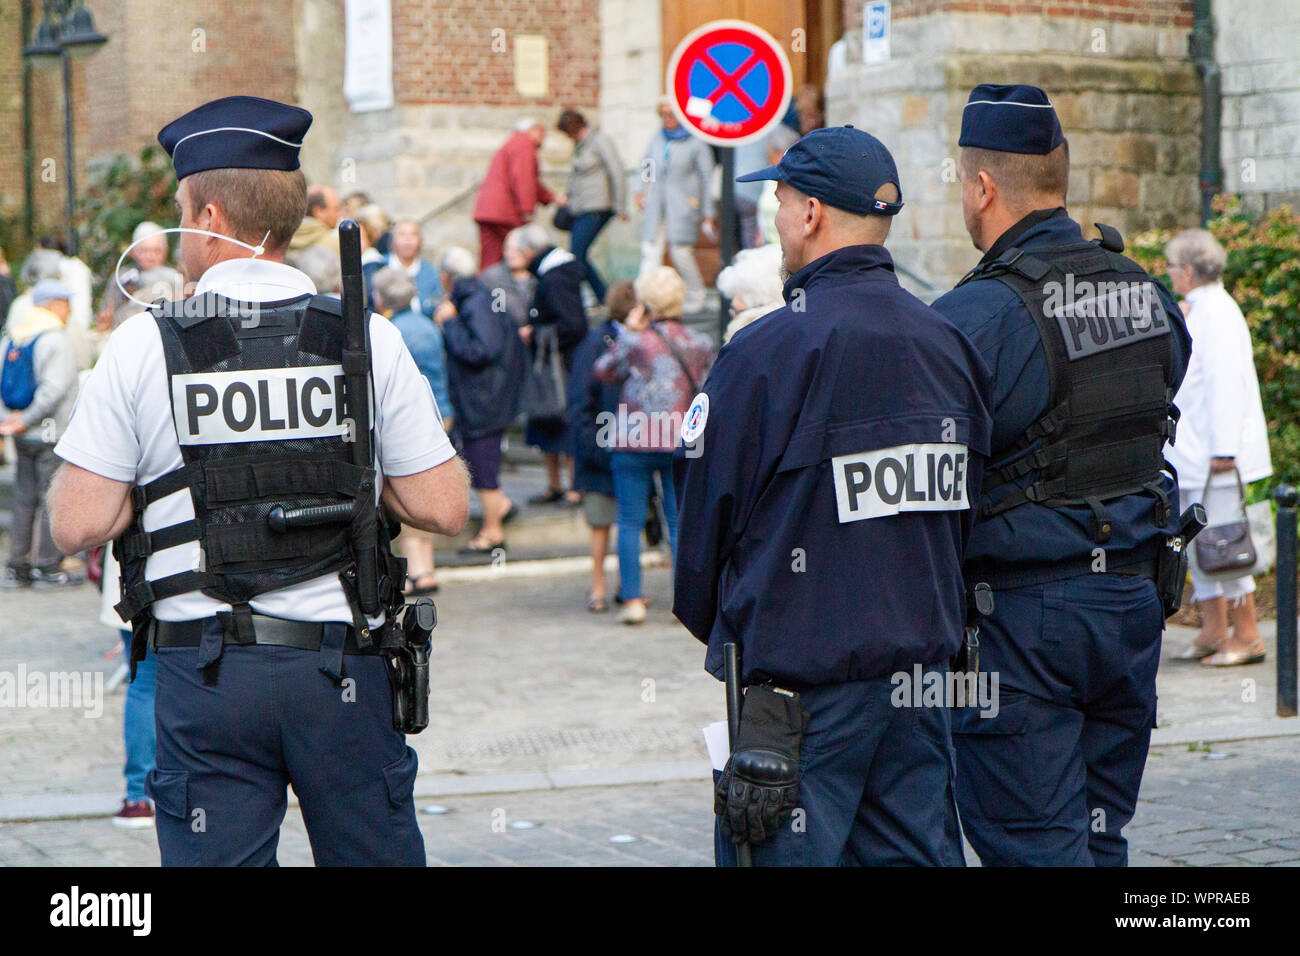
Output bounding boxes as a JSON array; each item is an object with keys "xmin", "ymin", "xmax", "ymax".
[
  {"xmin": 170, "ymin": 365, "xmax": 350, "ymax": 445},
  {"xmin": 680, "ymin": 392, "xmax": 709, "ymax": 444},
  {"xmin": 831, "ymin": 442, "xmax": 971, "ymax": 523}
]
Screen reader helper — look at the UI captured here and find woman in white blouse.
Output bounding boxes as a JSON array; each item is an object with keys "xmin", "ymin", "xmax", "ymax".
[{"xmin": 1164, "ymin": 229, "xmax": 1272, "ymax": 666}]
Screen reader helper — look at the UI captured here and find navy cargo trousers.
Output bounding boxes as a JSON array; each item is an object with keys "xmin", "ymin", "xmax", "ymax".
[
  {"xmin": 716, "ymin": 665, "xmax": 966, "ymax": 867},
  {"xmin": 146, "ymin": 619, "xmax": 425, "ymax": 866},
  {"xmin": 951, "ymin": 572, "xmax": 1164, "ymax": 866}
]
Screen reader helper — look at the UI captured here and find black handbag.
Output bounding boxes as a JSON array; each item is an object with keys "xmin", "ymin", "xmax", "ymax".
[
  {"xmin": 520, "ymin": 325, "xmax": 567, "ymax": 429},
  {"xmin": 1193, "ymin": 466, "xmax": 1257, "ymax": 574},
  {"xmin": 553, "ymin": 205, "xmax": 575, "ymax": 232}
]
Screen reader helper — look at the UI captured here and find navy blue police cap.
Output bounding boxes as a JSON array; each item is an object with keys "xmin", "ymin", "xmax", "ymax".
[
  {"xmin": 158, "ymin": 95, "xmax": 313, "ymax": 179},
  {"xmin": 958, "ymin": 84, "xmax": 1064, "ymax": 155},
  {"xmin": 736, "ymin": 125, "xmax": 903, "ymax": 216}
]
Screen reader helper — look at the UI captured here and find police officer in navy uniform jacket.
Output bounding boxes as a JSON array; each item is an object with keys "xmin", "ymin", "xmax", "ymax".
[
  {"xmin": 929, "ymin": 84, "xmax": 1192, "ymax": 866},
  {"xmin": 673, "ymin": 126, "xmax": 995, "ymax": 866},
  {"xmin": 47, "ymin": 96, "xmax": 469, "ymax": 866}
]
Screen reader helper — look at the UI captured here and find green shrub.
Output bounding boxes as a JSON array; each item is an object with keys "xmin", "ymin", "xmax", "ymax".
[
  {"xmin": 74, "ymin": 144, "xmax": 177, "ymax": 295},
  {"xmin": 1131, "ymin": 196, "xmax": 1300, "ymax": 491}
]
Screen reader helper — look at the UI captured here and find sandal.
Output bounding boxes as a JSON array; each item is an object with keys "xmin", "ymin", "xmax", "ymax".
[
  {"xmin": 587, "ymin": 595, "xmax": 609, "ymax": 613},
  {"xmin": 501, "ymin": 503, "xmax": 519, "ymax": 524},
  {"xmin": 1172, "ymin": 636, "xmax": 1222, "ymax": 660},
  {"xmin": 527, "ymin": 487, "xmax": 565, "ymax": 505},
  {"xmin": 405, "ymin": 574, "xmax": 440, "ymax": 596},
  {"xmin": 1201, "ymin": 640, "xmax": 1266, "ymax": 667},
  {"xmin": 459, "ymin": 536, "xmax": 506, "ymax": 555}
]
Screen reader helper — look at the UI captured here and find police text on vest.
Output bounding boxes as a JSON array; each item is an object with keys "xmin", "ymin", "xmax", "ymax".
[
  {"xmin": 170, "ymin": 365, "xmax": 352, "ymax": 445},
  {"xmin": 832, "ymin": 443, "xmax": 970, "ymax": 522}
]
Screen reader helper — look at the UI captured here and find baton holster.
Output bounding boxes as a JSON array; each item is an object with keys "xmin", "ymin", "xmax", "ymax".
[
  {"xmin": 384, "ymin": 597, "xmax": 436, "ymax": 734},
  {"xmin": 951, "ymin": 582, "xmax": 992, "ymax": 707}
]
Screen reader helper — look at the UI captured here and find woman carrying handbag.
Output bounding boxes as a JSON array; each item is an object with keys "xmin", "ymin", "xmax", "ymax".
[{"xmin": 1163, "ymin": 229, "xmax": 1273, "ymax": 666}]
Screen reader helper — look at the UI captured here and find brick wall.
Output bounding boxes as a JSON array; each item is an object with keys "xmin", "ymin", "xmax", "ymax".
[
  {"xmin": 0, "ymin": 3, "xmax": 27, "ymax": 229},
  {"xmin": 847, "ymin": 0, "xmax": 1193, "ymax": 27},
  {"xmin": 10, "ymin": 0, "xmax": 302, "ymax": 246},
  {"xmin": 392, "ymin": 0, "xmax": 600, "ymax": 107},
  {"xmin": 827, "ymin": 0, "xmax": 1200, "ymax": 296},
  {"xmin": 335, "ymin": 0, "xmax": 602, "ymax": 257}
]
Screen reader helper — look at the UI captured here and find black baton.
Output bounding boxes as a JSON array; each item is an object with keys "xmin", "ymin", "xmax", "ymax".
[{"xmin": 722, "ymin": 642, "xmax": 753, "ymax": 867}]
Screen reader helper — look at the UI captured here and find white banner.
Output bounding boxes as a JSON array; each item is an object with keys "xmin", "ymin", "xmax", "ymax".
[{"xmin": 344, "ymin": 0, "xmax": 394, "ymax": 113}]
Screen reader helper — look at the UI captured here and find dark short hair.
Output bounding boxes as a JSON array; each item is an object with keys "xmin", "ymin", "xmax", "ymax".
[
  {"xmin": 186, "ymin": 167, "xmax": 308, "ymax": 255},
  {"xmin": 557, "ymin": 109, "xmax": 587, "ymax": 136},
  {"xmin": 604, "ymin": 279, "xmax": 637, "ymax": 323},
  {"xmin": 306, "ymin": 184, "xmax": 334, "ymax": 217},
  {"xmin": 37, "ymin": 234, "xmax": 69, "ymax": 255},
  {"xmin": 960, "ymin": 140, "xmax": 1070, "ymax": 210}
]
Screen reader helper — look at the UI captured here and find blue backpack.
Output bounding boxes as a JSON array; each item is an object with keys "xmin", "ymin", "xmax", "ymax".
[{"xmin": 1, "ymin": 332, "xmax": 44, "ymax": 411}]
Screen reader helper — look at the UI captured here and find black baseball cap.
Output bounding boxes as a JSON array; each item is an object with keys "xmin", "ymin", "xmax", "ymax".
[{"xmin": 735, "ymin": 125, "xmax": 903, "ymax": 217}]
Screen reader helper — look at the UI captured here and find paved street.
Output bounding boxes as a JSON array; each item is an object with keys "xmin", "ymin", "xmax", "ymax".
[{"xmin": 1, "ymin": 561, "xmax": 1298, "ymax": 865}]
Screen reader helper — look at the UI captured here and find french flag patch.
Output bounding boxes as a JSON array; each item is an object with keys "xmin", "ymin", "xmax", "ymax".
[{"xmin": 874, "ymin": 199, "xmax": 889, "ymax": 211}]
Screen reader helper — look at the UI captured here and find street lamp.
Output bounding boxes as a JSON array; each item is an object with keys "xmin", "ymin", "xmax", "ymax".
[{"xmin": 23, "ymin": 0, "xmax": 108, "ymax": 257}]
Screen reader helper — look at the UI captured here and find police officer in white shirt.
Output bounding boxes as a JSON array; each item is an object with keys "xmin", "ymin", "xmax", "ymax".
[{"xmin": 48, "ymin": 96, "xmax": 468, "ymax": 866}]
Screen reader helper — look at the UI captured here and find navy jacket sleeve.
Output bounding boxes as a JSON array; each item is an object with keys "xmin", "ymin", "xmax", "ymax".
[
  {"xmin": 671, "ymin": 339, "xmax": 772, "ymax": 645},
  {"xmin": 442, "ymin": 290, "xmax": 505, "ymax": 370}
]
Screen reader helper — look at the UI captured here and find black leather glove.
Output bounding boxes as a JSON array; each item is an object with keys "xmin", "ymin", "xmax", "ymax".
[{"xmin": 715, "ymin": 685, "xmax": 809, "ymax": 847}]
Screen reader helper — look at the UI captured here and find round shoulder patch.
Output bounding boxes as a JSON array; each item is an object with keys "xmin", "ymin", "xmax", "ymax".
[{"xmin": 681, "ymin": 392, "xmax": 709, "ymax": 444}]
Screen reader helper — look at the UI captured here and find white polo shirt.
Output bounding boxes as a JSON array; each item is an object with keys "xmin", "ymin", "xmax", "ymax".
[{"xmin": 55, "ymin": 257, "xmax": 455, "ymax": 623}]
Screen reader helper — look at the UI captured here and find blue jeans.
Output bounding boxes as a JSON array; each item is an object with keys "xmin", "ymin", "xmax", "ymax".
[
  {"xmin": 121, "ymin": 630, "xmax": 157, "ymax": 802},
  {"xmin": 570, "ymin": 210, "xmax": 614, "ymax": 302},
  {"xmin": 611, "ymin": 451, "xmax": 677, "ymax": 600}
]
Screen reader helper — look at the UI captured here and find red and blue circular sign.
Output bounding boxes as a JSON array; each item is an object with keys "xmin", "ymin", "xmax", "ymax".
[{"xmin": 665, "ymin": 20, "xmax": 793, "ymax": 147}]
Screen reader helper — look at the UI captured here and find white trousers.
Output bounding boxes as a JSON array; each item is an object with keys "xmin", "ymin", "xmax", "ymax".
[
  {"xmin": 1183, "ymin": 482, "xmax": 1256, "ymax": 602},
  {"xmin": 639, "ymin": 225, "xmax": 705, "ymax": 302}
]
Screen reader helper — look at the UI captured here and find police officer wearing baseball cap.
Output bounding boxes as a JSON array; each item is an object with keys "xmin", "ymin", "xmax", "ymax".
[
  {"xmin": 47, "ymin": 96, "xmax": 469, "ymax": 865},
  {"xmin": 929, "ymin": 84, "xmax": 1192, "ymax": 865},
  {"xmin": 674, "ymin": 126, "xmax": 994, "ymax": 866}
]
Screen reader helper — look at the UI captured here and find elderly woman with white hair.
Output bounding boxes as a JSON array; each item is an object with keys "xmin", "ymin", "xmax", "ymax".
[
  {"xmin": 91, "ymin": 221, "xmax": 184, "ymax": 360},
  {"xmin": 1164, "ymin": 228, "xmax": 1272, "ymax": 667},
  {"xmin": 716, "ymin": 243, "xmax": 785, "ymax": 343}
]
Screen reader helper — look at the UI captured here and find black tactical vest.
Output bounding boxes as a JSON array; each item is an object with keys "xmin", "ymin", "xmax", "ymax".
[
  {"xmin": 956, "ymin": 224, "xmax": 1180, "ymax": 543},
  {"xmin": 113, "ymin": 292, "xmax": 402, "ymax": 643}
]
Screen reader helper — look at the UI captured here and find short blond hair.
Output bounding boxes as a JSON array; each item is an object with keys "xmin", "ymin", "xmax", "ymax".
[{"xmin": 634, "ymin": 266, "xmax": 686, "ymax": 320}]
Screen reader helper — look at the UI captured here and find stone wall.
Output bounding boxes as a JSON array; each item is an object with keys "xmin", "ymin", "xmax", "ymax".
[
  {"xmin": 1214, "ymin": 0, "xmax": 1300, "ymax": 211},
  {"xmin": 827, "ymin": 1, "xmax": 1201, "ymax": 297}
]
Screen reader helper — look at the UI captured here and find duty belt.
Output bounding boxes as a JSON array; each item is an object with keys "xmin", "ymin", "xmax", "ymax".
[
  {"xmin": 151, "ymin": 615, "xmax": 379, "ymax": 654},
  {"xmin": 965, "ymin": 550, "xmax": 1160, "ymax": 591}
]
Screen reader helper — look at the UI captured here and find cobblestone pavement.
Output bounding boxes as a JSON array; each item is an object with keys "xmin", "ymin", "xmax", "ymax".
[
  {"xmin": 3, "ymin": 737, "xmax": 1299, "ymax": 866},
  {"xmin": 0, "ymin": 562, "xmax": 1297, "ymax": 865}
]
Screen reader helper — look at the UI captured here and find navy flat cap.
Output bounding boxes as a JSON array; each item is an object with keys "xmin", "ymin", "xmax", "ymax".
[
  {"xmin": 736, "ymin": 125, "xmax": 904, "ymax": 217},
  {"xmin": 958, "ymin": 84, "xmax": 1065, "ymax": 155},
  {"xmin": 158, "ymin": 95, "xmax": 313, "ymax": 179}
]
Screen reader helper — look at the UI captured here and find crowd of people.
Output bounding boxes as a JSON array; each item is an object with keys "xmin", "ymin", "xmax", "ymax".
[{"xmin": 0, "ymin": 93, "xmax": 1277, "ymax": 841}]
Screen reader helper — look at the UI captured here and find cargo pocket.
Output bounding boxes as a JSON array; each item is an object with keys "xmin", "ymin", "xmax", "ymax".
[
  {"xmin": 146, "ymin": 768, "xmax": 189, "ymax": 819},
  {"xmin": 146, "ymin": 768, "xmax": 203, "ymax": 866},
  {"xmin": 382, "ymin": 747, "xmax": 419, "ymax": 810},
  {"xmin": 950, "ymin": 692, "xmax": 1046, "ymax": 824}
]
